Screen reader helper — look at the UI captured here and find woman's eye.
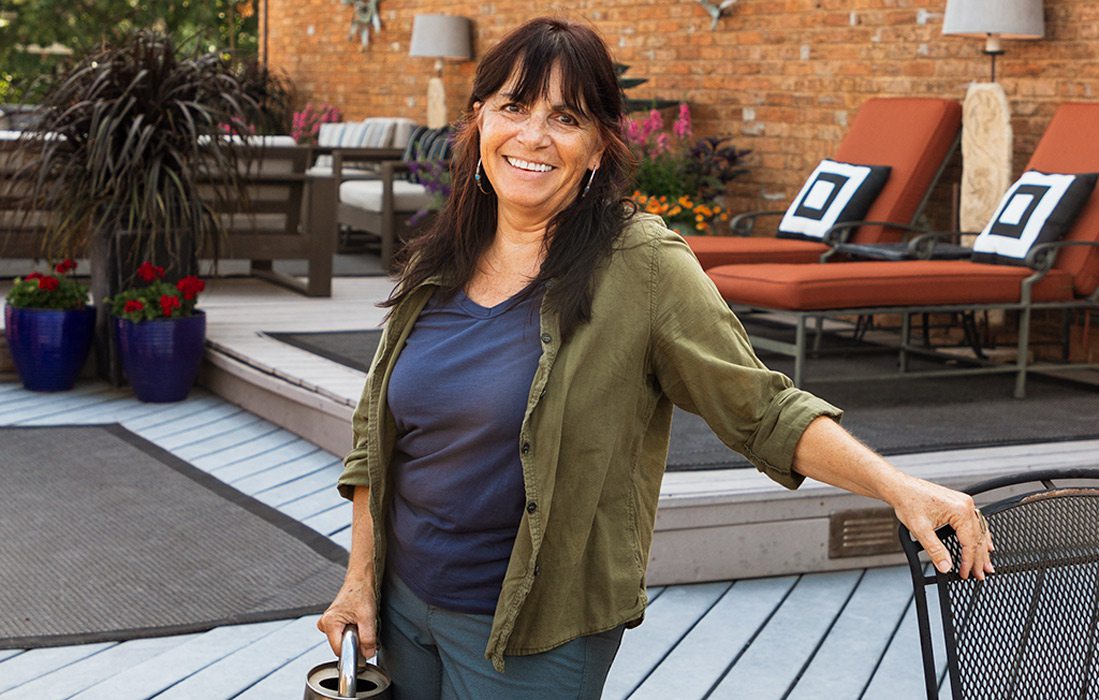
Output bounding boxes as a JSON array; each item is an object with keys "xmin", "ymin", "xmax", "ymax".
[
  {"xmin": 556, "ymin": 113, "xmax": 578, "ymax": 126},
  {"xmin": 501, "ymin": 102, "xmax": 524, "ymax": 114}
]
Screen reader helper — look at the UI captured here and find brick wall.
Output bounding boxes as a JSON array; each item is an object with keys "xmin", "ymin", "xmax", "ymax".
[{"xmin": 264, "ymin": 0, "xmax": 1099, "ymax": 215}]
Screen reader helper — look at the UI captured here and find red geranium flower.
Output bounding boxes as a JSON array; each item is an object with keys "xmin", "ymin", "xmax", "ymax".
[
  {"xmin": 38, "ymin": 275, "xmax": 60, "ymax": 291},
  {"xmin": 137, "ymin": 261, "xmax": 166, "ymax": 283},
  {"xmin": 123, "ymin": 300, "xmax": 145, "ymax": 314},
  {"xmin": 176, "ymin": 275, "xmax": 206, "ymax": 301},
  {"xmin": 159, "ymin": 294, "xmax": 181, "ymax": 317},
  {"xmin": 54, "ymin": 259, "xmax": 77, "ymax": 274},
  {"xmin": 25, "ymin": 271, "xmax": 42, "ymax": 281}
]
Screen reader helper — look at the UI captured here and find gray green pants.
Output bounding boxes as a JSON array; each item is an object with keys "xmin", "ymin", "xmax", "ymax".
[{"xmin": 379, "ymin": 573, "xmax": 624, "ymax": 699}]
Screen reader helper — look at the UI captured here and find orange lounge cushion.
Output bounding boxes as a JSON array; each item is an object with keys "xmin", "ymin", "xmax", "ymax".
[
  {"xmin": 708, "ymin": 260, "xmax": 1076, "ymax": 311},
  {"xmin": 687, "ymin": 236, "xmax": 828, "ymax": 269}
]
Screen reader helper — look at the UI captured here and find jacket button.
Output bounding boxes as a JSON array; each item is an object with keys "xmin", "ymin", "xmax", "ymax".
[
  {"xmin": 540, "ymin": 333, "xmax": 552, "ymax": 344},
  {"xmin": 534, "ymin": 564, "xmax": 541, "ymax": 576},
  {"xmin": 521, "ymin": 442, "xmax": 531, "ymax": 454},
  {"xmin": 527, "ymin": 501, "xmax": 537, "ymax": 514}
]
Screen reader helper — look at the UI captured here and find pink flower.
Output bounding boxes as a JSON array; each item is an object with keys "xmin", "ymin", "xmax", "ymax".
[
  {"xmin": 673, "ymin": 103, "xmax": 692, "ymax": 140},
  {"xmin": 654, "ymin": 133, "xmax": 670, "ymax": 156}
]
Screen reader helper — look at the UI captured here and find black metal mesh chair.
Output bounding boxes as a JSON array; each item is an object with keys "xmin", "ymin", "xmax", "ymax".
[{"xmin": 899, "ymin": 468, "xmax": 1099, "ymax": 699}]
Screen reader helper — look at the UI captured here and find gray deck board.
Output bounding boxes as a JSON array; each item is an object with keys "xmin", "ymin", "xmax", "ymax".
[
  {"xmin": 787, "ymin": 565, "xmax": 914, "ymax": 699},
  {"xmin": 708, "ymin": 569, "xmax": 864, "ymax": 699},
  {"xmin": 174, "ymin": 420, "xmax": 284, "ymax": 460},
  {"xmin": 154, "ymin": 615, "xmax": 322, "ymax": 699},
  {"xmin": 208, "ymin": 442, "xmax": 322, "ymax": 482},
  {"xmin": 153, "ymin": 413, "xmax": 262, "ymax": 451},
  {"xmin": 603, "ymin": 581, "xmax": 732, "ymax": 699},
  {"xmin": 301, "ymin": 500, "xmax": 353, "ymax": 535},
  {"xmin": 233, "ymin": 638, "xmax": 332, "ymax": 699},
  {"xmin": 628, "ymin": 576, "xmax": 798, "ymax": 700},
  {"xmin": 279, "ymin": 486, "xmax": 347, "ymax": 520},
  {"xmin": 0, "ymin": 642, "xmax": 115, "ymax": 694},
  {"xmin": 252, "ymin": 463, "xmax": 343, "ymax": 504},
  {"xmin": 69, "ymin": 622, "xmax": 290, "ymax": 700},
  {"xmin": 190, "ymin": 429, "xmax": 303, "ymax": 469},
  {"xmin": 229, "ymin": 450, "xmax": 337, "ymax": 491},
  {"xmin": 0, "ymin": 635, "xmax": 196, "ymax": 699},
  {"xmin": 862, "ymin": 568, "xmax": 948, "ymax": 699}
]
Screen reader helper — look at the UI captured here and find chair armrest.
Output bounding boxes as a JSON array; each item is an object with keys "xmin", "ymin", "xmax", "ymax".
[
  {"xmin": 905, "ymin": 229, "xmax": 980, "ymax": 259},
  {"xmin": 1025, "ymin": 240, "xmax": 1099, "ymax": 272},
  {"xmin": 820, "ymin": 220, "xmax": 929, "ymax": 246},
  {"xmin": 328, "ymin": 147, "xmax": 406, "ymax": 179},
  {"xmin": 729, "ymin": 210, "xmax": 785, "ymax": 236}
]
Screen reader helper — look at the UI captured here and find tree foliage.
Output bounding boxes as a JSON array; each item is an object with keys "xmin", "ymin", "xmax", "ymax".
[{"xmin": 0, "ymin": 0, "xmax": 259, "ymax": 102}]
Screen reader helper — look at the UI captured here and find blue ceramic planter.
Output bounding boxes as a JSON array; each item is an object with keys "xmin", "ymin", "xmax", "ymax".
[
  {"xmin": 115, "ymin": 311, "xmax": 206, "ymax": 403},
  {"xmin": 4, "ymin": 305, "xmax": 96, "ymax": 392}
]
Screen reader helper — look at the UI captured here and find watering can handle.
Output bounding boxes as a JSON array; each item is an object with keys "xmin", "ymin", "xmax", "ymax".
[{"xmin": 339, "ymin": 624, "xmax": 359, "ymax": 698}]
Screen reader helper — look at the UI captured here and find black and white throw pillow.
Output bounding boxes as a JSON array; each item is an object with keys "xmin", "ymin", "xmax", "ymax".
[
  {"xmin": 776, "ymin": 159, "xmax": 892, "ymax": 242},
  {"xmin": 972, "ymin": 170, "xmax": 1098, "ymax": 266}
]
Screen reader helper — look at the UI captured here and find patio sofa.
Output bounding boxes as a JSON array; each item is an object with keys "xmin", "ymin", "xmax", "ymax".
[
  {"xmin": 0, "ymin": 134, "xmax": 340, "ymax": 297},
  {"xmin": 706, "ymin": 102, "xmax": 1099, "ymax": 398},
  {"xmin": 687, "ymin": 97, "xmax": 962, "ymax": 269}
]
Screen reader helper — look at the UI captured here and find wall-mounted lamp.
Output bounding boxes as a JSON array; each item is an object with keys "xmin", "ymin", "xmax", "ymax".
[
  {"xmin": 942, "ymin": 0, "xmax": 1044, "ymax": 82},
  {"xmin": 409, "ymin": 15, "xmax": 473, "ymax": 128}
]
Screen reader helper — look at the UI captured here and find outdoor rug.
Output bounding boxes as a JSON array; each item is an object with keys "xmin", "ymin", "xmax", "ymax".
[
  {"xmin": 0, "ymin": 424, "xmax": 348, "ymax": 649},
  {"xmin": 267, "ymin": 327, "xmax": 1099, "ymax": 471}
]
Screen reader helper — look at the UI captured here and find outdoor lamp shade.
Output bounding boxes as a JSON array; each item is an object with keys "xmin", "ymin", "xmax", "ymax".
[
  {"xmin": 942, "ymin": 0, "xmax": 1044, "ymax": 42},
  {"xmin": 409, "ymin": 15, "xmax": 472, "ymax": 60}
]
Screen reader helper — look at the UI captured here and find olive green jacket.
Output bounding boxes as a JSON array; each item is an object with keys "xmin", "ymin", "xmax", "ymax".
[{"xmin": 337, "ymin": 214, "xmax": 841, "ymax": 671}]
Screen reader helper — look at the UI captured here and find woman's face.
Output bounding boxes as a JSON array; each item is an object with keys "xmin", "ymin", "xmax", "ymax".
[{"xmin": 476, "ymin": 66, "xmax": 604, "ymax": 228}]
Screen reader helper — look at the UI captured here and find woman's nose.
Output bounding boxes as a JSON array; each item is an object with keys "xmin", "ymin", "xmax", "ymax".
[{"xmin": 516, "ymin": 116, "xmax": 551, "ymax": 147}]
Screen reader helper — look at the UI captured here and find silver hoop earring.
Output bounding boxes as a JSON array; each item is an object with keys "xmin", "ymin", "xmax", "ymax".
[
  {"xmin": 582, "ymin": 166, "xmax": 598, "ymax": 198},
  {"xmin": 475, "ymin": 158, "xmax": 489, "ymax": 195}
]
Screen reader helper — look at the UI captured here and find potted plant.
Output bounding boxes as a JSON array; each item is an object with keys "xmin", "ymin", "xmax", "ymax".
[
  {"xmin": 107, "ymin": 261, "xmax": 207, "ymax": 403},
  {"xmin": 12, "ymin": 30, "xmax": 260, "ymax": 383},
  {"xmin": 623, "ymin": 103, "xmax": 750, "ymax": 234},
  {"xmin": 3, "ymin": 259, "xmax": 95, "ymax": 391}
]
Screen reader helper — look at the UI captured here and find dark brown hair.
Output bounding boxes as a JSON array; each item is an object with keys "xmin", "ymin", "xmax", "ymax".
[{"xmin": 383, "ymin": 16, "xmax": 636, "ymax": 340}]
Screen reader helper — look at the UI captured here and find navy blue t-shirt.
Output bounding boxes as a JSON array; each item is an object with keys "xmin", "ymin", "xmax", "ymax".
[{"xmin": 385, "ymin": 285, "xmax": 543, "ymax": 614}]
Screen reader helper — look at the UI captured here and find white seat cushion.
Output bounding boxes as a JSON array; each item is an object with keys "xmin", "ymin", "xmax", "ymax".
[{"xmin": 340, "ymin": 180, "xmax": 432, "ymax": 213}]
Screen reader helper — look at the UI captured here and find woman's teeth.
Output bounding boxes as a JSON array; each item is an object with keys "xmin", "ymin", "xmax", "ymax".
[{"xmin": 506, "ymin": 157, "xmax": 553, "ymax": 173}]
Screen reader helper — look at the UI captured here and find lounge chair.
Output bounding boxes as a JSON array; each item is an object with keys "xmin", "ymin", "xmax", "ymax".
[
  {"xmin": 706, "ymin": 102, "xmax": 1099, "ymax": 398},
  {"xmin": 335, "ymin": 125, "xmax": 452, "ymax": 269},
  {"xmin": 687, "ymin": 97, "xmax": 961, "ymax": 269}
]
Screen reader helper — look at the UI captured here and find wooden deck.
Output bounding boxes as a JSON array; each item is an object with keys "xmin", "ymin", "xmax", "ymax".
[
  {"xmin": 0, "ymin": 381, "xmax": 954, "ymax": 699},
  {"xmin": 1, "ymin": 274, "xmax": 1096, "ymax": 697}
]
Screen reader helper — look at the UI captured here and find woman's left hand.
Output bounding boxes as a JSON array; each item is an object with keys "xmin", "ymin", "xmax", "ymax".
[{"xmin": 889, "ymin": 472, "xmax": 995, "ymax": 580}]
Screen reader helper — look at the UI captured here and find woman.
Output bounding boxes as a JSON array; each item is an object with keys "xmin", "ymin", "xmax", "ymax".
[{"xmin": 318, "ymin": 17, "xmax": 993, "ymax": 698}]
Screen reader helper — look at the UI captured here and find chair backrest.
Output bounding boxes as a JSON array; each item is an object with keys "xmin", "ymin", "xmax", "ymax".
[
  {"xmin": 203, "ymin": 144, "xmax": 311, "ymax": 239},
  {"xmin": 1025, "ymin": 103, "xmax": 1099, "ymax": 297},
  {"xmin": 834, "ymin": 97, "xmax": 962, "ymax": 244},
  {"xmin": 402, "ymin": 126, "xmax": 452, "ymax": 183},
  {"xmin": 899, "ymin": 468, "xmax": 1099, "ymax": 700}
]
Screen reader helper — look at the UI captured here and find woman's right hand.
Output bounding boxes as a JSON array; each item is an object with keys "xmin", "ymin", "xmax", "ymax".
[{"xmin": 317, "ymin": 578, "xmax": 378, "ymax": 659}]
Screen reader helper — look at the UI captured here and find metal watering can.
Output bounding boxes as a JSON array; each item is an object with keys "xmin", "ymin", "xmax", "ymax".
[{"xmin": 304, "ymin": 625, "xmax": 391, "ymax": 699}]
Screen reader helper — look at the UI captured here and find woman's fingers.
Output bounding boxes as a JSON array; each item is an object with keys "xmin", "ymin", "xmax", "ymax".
[
  {"xmin": 317, "ymin": 585, "xmax": 378, "ymax": 658},
  {"xmin": 896, "ymin": 478, "xmax": 996, "ymax": 581}
]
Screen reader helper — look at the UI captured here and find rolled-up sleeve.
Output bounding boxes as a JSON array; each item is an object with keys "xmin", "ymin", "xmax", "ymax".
[
  {"xmin": 337, "ymin": 389, "xmax": 373, "ymax": 500},
  {"xmin": 648, "ymin": 231, "xmax": 842, "ymax": 489}
]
